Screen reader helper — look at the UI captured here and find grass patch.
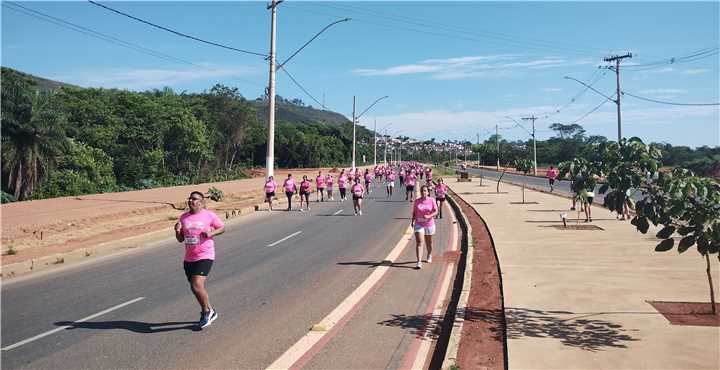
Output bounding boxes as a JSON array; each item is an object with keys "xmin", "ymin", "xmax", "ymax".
[
  {"xmin": 6, "ymin": 245, "xmax": 17, "ymax": 255},
  {"xmin": 433, "ymin": 166, "xmax": 457, "ymax": 178}
]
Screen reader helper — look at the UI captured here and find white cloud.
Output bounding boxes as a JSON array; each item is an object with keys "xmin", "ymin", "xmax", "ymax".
[
  {"xmin": 541, "ymin": 87, "xmax": 563, "ymax": 93},
  {"xmin": 54, "ymin": 64, "xmax": 261, "ymax": 90},
  {"xmin": 682, "ymin": 69, "xmax": 708, "ymax": 75},
  {"xmin": 352, "ymin": 55, "xmax": 594, "ymax": 80}
]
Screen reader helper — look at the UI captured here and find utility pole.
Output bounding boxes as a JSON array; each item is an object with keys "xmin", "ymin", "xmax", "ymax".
[
  {"xmin": 265, "ymin": 0, "xmax": 282, "ymax": 178},
  {"xmin": 604, "ymin": 53, "xmax": 632, "ymax": 142},
  {"xmin": 496, "ymin": 124, "xmax": 500, "ymax": 171},
  {"xmin": 351, "ymin": 96, "xmax": 357, "ymax": 172},
  {"xmin": 521, "ymin": 115, "xmax": 538, "ymax": 175},
  {"xmin": 477, "ymin": 133, "xmax": 480, "ymax": 167},
  {"xmin": 373, "ymin": 119, "xmax": 377, "ymax": 167}
]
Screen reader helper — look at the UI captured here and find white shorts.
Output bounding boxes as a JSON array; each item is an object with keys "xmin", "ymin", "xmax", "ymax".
[
  {"xmin": 414, "ymin": 223, "xmax": 436, "ymax": 235},
  {"xmin": 387, "ymin": 182, "xmax": 395, "ymax": 187}
]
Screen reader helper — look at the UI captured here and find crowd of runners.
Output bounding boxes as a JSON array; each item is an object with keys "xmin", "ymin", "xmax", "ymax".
[{"xmin": 174, "ymin": 162, "xmax": 451, "ymax": 329}]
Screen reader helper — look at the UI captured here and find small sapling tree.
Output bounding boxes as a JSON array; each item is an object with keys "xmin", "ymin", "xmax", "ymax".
[{"xmin": 514, "ymin": 158, "xmax": 534, "ymax": 203}]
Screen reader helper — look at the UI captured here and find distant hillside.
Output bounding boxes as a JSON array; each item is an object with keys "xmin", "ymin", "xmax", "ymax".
[
  {"xmin": 1, "ymin": 67, "xmax": 78, "ymax": 92},
  {"xmin": 250, "ymin": 99, "xmax": 351, "ymax": 126}
]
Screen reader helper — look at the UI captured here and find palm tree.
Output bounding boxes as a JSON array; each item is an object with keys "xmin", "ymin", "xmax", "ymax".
[{"xmin": 1, "ymin": 70, "xmax": 67, "ymax": 200}]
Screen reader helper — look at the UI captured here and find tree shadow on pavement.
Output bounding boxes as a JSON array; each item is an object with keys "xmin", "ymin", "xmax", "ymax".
[
  {"xmin": 378, "ymin": 313, "xmax": 445, "ymax": 340},
  {"xmin": 55, "ymin": 320, "xmax": 199, "ymax": 333},
  {"xmin": 504, "ymin": 307, "xmax": 640, "ymax": 351}
]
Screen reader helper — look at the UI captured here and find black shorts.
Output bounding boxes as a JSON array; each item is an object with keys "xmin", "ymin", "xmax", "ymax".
[
  {"xmin": 286, "ymin": 191, "xmax": 294, "ymax": 198},
  {"xmin": 353, "ymin": 195, "xmax": 363, "ymax": 200},
  {"xmin": 300, "ymin": 190, "xmax": 309, "ymax": 196},
  {"xmin": 406, "ymin": 185, "xmax": 415, "ymax": 191},
  {"xmin": 586, "ymin": 197, "xmax": 594, "ymax": 204},
  {"xmin": 318, "ymin": 187, "xmax": 325, "ymax": 192},
  {"xmin": 549, "ymin": 179, "xmax": 555, "ymax": 185},
  {"xmin": 184, "ymin": 259, "xmax": 213, "ymax": 282},
  {"xmin": 437, "ymin": 196, "xmax": 446, "ymax": 201},
  {"xmin": 266, "ymin": 191, "xmax": 275, "ymax": 198}
]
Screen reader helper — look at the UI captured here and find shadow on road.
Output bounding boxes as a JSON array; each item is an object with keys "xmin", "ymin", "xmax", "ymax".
[
  {"xmin": 337, "ymin": 260, "xmax": 417, "ymax": 269},
  {"xmin": 55, "ymin": 320, "xmax": 199, "ymax": 333}
]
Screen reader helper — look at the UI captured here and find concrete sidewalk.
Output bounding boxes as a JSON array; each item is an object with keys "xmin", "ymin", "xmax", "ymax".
[{"xmin": 449, "ymin": 180, "xmax": 719, "ymax": 369}]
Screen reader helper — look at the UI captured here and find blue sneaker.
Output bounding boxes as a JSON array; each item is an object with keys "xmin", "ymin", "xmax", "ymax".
[{"xmin": 199, "ymin": 309, "xmax": 218, "ymax": 328}]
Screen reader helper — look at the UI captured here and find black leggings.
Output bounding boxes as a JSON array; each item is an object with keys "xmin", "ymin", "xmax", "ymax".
[
  {"xmin": 339, "ymin": 188, "xmax": 347, "ymax": 198},
  {"xmin": 286, "ymin": 191, "xmax": 294, "ymax": 209}
]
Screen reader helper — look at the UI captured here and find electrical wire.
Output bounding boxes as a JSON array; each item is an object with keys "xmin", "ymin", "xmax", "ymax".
[
  {"xmin": 277, "ymin": 65, "xmax": 329, "ymax": 110},
  {"xmin": 623, "ymin": 47, "xmax": 719, "ymax": 71},
  {"xmin": 621, "ymin": 91, "xmax": 720, "ymax": 106},
  {"xmin": 87, "ymin": 0, "xmax": 268, "ymax": 58},
  {"xmin": 569, "ymin": 94, "xmax": 616, "ymax": 124}
]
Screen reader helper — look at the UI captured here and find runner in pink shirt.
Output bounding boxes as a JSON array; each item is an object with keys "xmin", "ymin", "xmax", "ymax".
[
  {"xmin": 411, "ymin": 185, "xmax": 439, "ymax": 269},
  {"xmin": 351, "ymin": 178, "xmax": 365, "ymax": 215},
  {"xmin": 434, "ymin": 178, "xmax": 448, "ymax": 219},
  {"xmin": 338, "ymin": 170, "xmax": 348, "ymax": 202},
  {"xmin": 175, "ymin": 191, "xmax": 225, "ymax": 328},
  {"xmin": 364, "ymin": 169, "xmax": 373, "ymax": 194},
  {"xmin": 386, "ymin": 171, "xmax": 396, "ymax": 197},
  {"xmin": 405, "ymin": 170, "xmax": 417, "ymax": 201},
  {"xmin": 316, "ymin": 171, "xmax": 326, "ymax": 202},
  {"xmin": 299, "ymin": 175, "xmax": 312, "ymax": 212},
  {"xmin": 546, "ymin": 165, "xmax": 558, "ymax": 192},
  {"xmin": 264, "ymin": 176, "xmax": 277, "ymax": 211},
  {"xmin": 283, "ymin": 174, "xmax": 297, "ymax": 211},
  {"xmin": 325, "ymin": 174, "xmax": 335, "ymax": 201}
]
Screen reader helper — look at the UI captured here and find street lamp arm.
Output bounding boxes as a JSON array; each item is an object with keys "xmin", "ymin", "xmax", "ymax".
[
  {"xmin": 357, "ymin": 95, "xmax": 389, "ymax": 120},
  {"xmin": 278, "ymin": 18, "xmax": 351, "ymax": 68},
  {"xmin": 564, "ymin": 76, "xmax": 617, "ymax": 103},
  {"xmin": 504, "ymin": 116, "xmax": 532, "ymax": 136}
]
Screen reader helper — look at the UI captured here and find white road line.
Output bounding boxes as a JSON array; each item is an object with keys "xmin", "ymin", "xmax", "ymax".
[
  {"xmin": 412, "ymin": 262, "xmax": 455, "ymax": 369},
  {"xmin": 1, "ymin": 297, "xmax": 145, "ymax": 351},
  {"xmin": 267, "ymin": 231, "xmax": 302, "ymax": 247},
  {"xmin": 332, "ymin": 209, "xmax": 343, "ymax": 216}
]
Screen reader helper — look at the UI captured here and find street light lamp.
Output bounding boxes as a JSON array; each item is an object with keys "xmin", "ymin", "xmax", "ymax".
[{"xmin": 352, "ymin": 95, "xmax": 389, "ymax": 171}]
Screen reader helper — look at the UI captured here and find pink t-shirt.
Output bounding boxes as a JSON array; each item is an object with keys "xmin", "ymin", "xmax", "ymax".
[
  {"xmin": 316, "ymin": 176, "xmax": 326, "ymax": 188},
  {"xmin": 436, "ymin": 183, "xmax": 447, "ymax": 198},
  {"xmin": 364, "ymin": 173, "xmax": 373, "ymax": 183},
  {"xmin": 413, "ymin": 197, "xmax": 438, "ymax": 227},
  {"xmin": 264, "ymin": 180, "xmax": 277, "ymax": 193},
  {"xmin": 326, "ymin": 175, "xmax": 334, "ymax": 187},
  {"xmin": 180, "ymin": 209, "xmax": 224, "ymax": 262},
  {"xmin": 283, "ymin": 178, "xmax": 296, "ymax": 192},
  {"xmin": 388, "ymin": 173, "xmax": 396, "ymax": 181},
  {"xmin": 338, "ymin": 175, "xmax": 347, "ymax": 189},
  {"xmin": 351, "ymin": 183, "xmax": 364, "ymax": 197},
  {"xmin": 300, "ymin": 180, "xmax": 311, "ymax": 192},
  {"xmin": 547, "ymin": 169, "xmax": 558, "ymax": 179},
  {"xmin": 405, "ymin": 174, "xmax": 417, "ymax": 186}
]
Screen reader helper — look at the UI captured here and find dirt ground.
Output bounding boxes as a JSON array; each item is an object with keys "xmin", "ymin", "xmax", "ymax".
[{"xmin": 0, "ymin": 167, "xmax": 347, "ymax": 266}]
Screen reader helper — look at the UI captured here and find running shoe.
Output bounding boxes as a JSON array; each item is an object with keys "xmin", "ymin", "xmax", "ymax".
[
  {"xmin": 199, "ymin": 309, "xmax": 218, "ymax": 328},
  {"xmin": 415, "ymin": 261, "xmax": 422, "ymax": 270},
  {"xmin": 427, "ymin": 255, "xmax": 433, "ymax": 264},
  {"xmin": 358, "ymin": 210, "xmax": 362, "ymax": 215}
]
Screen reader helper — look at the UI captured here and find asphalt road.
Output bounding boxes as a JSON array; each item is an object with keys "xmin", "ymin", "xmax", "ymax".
[{"xmin": 1, "ymin": 179, "xmax": 455, "ymax": 369}]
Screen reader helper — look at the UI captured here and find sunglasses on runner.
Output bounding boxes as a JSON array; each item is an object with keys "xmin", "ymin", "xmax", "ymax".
[{"xmin": 188, "ymin": 197, "xmax": 202, "ymax": 201}]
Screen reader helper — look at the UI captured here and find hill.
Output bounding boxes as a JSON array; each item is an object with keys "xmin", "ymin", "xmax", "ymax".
[
  {"xmin": 250, "ymin": 99, "xmax": 351, "ymax": 126},
  {"xmin": 1, "ymin": 67, "xmax": 78, "ymax": 92}
]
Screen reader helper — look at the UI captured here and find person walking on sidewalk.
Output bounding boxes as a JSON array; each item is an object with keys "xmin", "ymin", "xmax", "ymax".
[
  {"xmin": 351, "ymin": 178, "xmax": 365, "ymax": 215},
  {"xmin": 338, "ymin": 170, "xmax": 348, "ymax": 202},
  {"xmin": 264, "ymin": 176, "xmax": 277, "ymax": 211},
  {"xmin": 283, "ymin": 174, "xmax": 297, "ymax": 211},
  {"xmin": 411, "ymin": 185, "xmax": 438, "ymax": 269},
  {"xmin": 175, "ymin": 191, "xmax": 225, "ymax": 328},
  {"xmin": 316, "ymin": 171, "xmax": 326, "ymax": 202},
  {"xmin": 546, "ymin": 166, "xmax": 558, "ymax": 192},
  {"xmin": 434, "ymin": 178, "xmax": 448, "ymax": 219},
  {"xmin": 299, "ymin": 175, "xmax": 312, "ymax": 212}
]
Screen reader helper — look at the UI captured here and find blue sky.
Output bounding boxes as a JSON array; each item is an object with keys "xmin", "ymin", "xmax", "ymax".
[{"xmin": 2, "ymin": 1, "xmax": 719, "ymax": 147}]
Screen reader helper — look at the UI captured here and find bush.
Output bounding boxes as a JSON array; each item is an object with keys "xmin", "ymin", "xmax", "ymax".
[
  {"xmin": 207, "ymin": 187, "xmax": 224, "ymax": 201},
  {"xmin": 1, "ymin": 191, "xmax": 16, "ymax": 204}
]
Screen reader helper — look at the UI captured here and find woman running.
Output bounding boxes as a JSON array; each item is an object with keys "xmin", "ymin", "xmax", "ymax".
[
  {"xmin": 326, "ymin": 173, "xmax": 335, "ymax": 201},
  {"xmin": 316, "ymin": 171, "xmax": 326, "ymax": 202},
  {"xmin": 283, "ymin": 174, "xmax": 297, "ymax": 211},
  {"xmin": 405, "ymin": 170, "xmax": 417, "ymax": 201},
  {"xmin": 338, "ymin": 170, "xmax": 347, "ymax": 202},
  {"xmin": 386, "ymin": 170, "xmax": 396, "ymax": 197},
  {"xmin": 351, "ymin": 178, "xmax": 365, "ymax": 216},
  {"xmin": 411, "ymin": 185, "xmax": 439, "ymax": 269},
  {"xmin": 364, "ymin": 169, "xmax": 373, "ymax": 194},
  {"xmin": 264, "ymin": 176, "xmax": 277, "ymax": 211},
  {"xmin": 299, "ymin": 175, "xmax": 312, "ymax": 212},
  {"xmin": 434, "ymin": 178, "xmax": 448, "ymax": 219}
]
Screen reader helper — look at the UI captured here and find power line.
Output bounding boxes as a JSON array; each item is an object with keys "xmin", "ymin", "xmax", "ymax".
[
  {"xmin": 624, "ymin": 47, "xmax": 719, "ymax": 71},
  {"xmin": 538, "ymin": 69, "xmax": 609, "ymax": 120},
  {"xmin": 621, "ymin": 91, "xmax": 720, "ymax": 106},
  {"xmin": 87, "ymin": 0, "xmax": 268, "ymax": 57},
  {"xmin": 569, "ymin": 94, "xmax": 616, "ymax": 125},
  {"xmin": 277, "ymin": 65, "xmax": 329, "ymax": 110},
  {"xmin": 3, "ymin": 2, "xmax": 265, "ymax": 89}
]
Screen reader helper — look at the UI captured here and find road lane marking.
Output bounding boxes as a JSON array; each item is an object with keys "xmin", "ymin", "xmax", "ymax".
[
  {"xmin": 267, "ymin": 231, "xmax": 302, "ymax": 247},
  {"xmin": 1, "ymin": 297, "xmax": 145, "ymax": 351},
  {"xmin": 332, "ymin": 209, "xmax": 343, "ymax": 216},
  {"xmin": 267, "ymin": 226, "xmax": 414, "ymax": 370}
]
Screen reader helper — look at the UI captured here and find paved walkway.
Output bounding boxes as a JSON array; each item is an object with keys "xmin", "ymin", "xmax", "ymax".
[{"xmin": 449, "ymin": 179, "xmax": 720, "ymax": 369}]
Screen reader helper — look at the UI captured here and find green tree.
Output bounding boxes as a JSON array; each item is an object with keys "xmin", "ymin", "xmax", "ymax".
[{"xmin": 1, "ymin": 70, "xmax": 68, "ymax": 200}]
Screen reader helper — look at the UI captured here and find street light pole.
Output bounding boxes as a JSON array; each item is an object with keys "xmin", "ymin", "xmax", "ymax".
[
  {"xmin": 521, "ymin": 115, "xmax": 538, "ymax": 175},
  {"xmin": 373, "ymin": 119, "xmax": 377, "ymax": 167},
  {"xmin": 265, "ymin": 0, "xmax": 281, "ymax": 178},
  {"xmin": 351, "ymin": 95, "xmax": 389, "ymax": 171}
]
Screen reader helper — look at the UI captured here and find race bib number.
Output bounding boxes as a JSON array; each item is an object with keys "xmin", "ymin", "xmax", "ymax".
[{"xmin": 184, "ymin": 235, "xmax": 200, "ymax": 245}]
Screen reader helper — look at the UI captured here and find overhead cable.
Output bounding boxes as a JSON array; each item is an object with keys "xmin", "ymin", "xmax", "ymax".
[{"xmin": 621, "ymin": 91, "xmax": 720, "ymax": 106}]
